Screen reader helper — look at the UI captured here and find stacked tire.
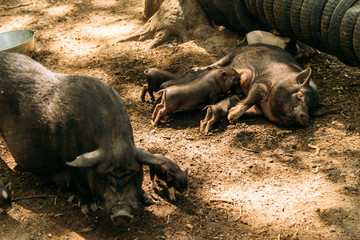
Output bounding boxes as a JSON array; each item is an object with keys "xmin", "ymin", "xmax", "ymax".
[
  {"xmin": 199, "ymin": 0, "xmax": 360, "ymax": 67},
  {"xmin": 253, "ymin": 0, "xmax": 360, "ymax": 67}
]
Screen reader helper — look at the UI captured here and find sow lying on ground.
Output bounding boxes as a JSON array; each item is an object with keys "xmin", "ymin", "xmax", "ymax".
[{"xmin": 198, "ymin": 44, "xmax": 331, "ymax": 127}]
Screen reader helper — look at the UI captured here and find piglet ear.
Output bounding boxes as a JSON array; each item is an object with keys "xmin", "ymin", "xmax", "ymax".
[
  {"xmin": 220, "ymin": 71, "xmax": 227, "ymax": 80},
  {"xmin": 311, "ymin": 102, "xmax": 334, "ymax": 116},
  {"xmin": 136, "ymin": 148, "xmax": 166, "ymax": 165},
  {"xmin": 167, "ymin": 171, "xmax": 174, "ymax": 182},
  {"xmin": 235, "ymin": 69, "xmax": 252, "ymax": 81},
  {"xmin": 296, "ymin": 67, "xmax": 312, "ymax": 86}
]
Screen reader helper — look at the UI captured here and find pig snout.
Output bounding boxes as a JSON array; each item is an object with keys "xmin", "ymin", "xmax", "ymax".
[
  {"xmin": 110, "ymin": 204, "xmax": 134, "ymax": 226},
  {"xmin": 296, "ymin": 112, "xmax": 309, "ymax": 126}
]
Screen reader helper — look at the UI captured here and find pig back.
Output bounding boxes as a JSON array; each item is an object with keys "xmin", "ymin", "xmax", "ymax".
[{"xmin": 229, "ymin": 44, "xmax": 303, "ymax": 81}]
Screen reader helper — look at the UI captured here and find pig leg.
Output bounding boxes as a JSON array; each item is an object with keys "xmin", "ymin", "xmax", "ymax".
[
  {"xmin": 152, "ymin": 107, "xmax": 172, "ymax": 126},
  {"xmin": 228, "ymin": 84, "xmax": 267, "ymax": 123},
  {"xmin": 243, "ymin": 105, "xmax": 263, "ymax": 117},
  {"xmin": 200, "ymin": 106, "xmax": 212, "ymax": 133},
  {"xmin": 90, "ymin": 202, "xmax": 98, "ymax": 212},
  {"xmin": 141, "ymin": 84, "xmax": 149, "ymax": 102},
  {"xmin": 194, "ymin": 53, "xmax": 236, "ymax": 71},
  {"xmin": 203, "ymin": 116, "xmax": 217, "ymax": 135},
  {"xmin": 149, "ymin": 91, "xmax": 155, "ymax": 102},
  {"xmin": 151, "ymin": 103, "xmax": 165, "ymax": 126},
  {"xmin": 168, "ymin": 186, "xmax": 176, "ymax": 201},
  {"xmin": 149, "ymin": 166, "xmax": 157, "ymax": 189}
]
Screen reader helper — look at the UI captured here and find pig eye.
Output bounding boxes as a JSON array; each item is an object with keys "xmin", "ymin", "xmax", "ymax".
[{"xmin": 297, "ymin": 92, "xmax": 304, "ymax": 100}]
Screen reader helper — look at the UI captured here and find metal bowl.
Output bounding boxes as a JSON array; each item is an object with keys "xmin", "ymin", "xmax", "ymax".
[{"xmin": 0, "ymin": 29, "xmax": 37, "ymax": 57}]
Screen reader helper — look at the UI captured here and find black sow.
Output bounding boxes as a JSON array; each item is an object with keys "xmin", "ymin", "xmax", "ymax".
[{"xmin": 0, "ymin": 52, "xmax": 167, "ymax": 226}]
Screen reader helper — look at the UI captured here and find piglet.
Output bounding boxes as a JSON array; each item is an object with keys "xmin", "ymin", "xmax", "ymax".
[
  {"xmin": 141, "ymin": 68, "xmax": 176, "ymax": 102},
  {"xmin": 245, "ymin": 30, "xmax": 291, "ymax": 50},
  {"xmin": 150, "ymin": 154, "xmax": 188, "ymax": 201},
  {"xmin": 151, "ymin": 67, "xmax": 240, "ymax": 126},
  {"xmin": 200, "ymin": 95, "xmax": 240, "ymax": 135},
  {"xmin": 0, "ymin": 181, "xmax": 11, "ymax": 213}
]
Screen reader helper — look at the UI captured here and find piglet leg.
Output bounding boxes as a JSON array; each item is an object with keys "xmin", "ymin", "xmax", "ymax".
[
  {"xmin": 203, "ymin": 117, "xmax": 216, "ymax": 135},
  {"xmin": 152, "ymin": 105, "xmax": 171, "ymax": 126},
  {"xmin": 228, "ymin": 84, "xmax": 266, "ymax": 123},
  {"xmin": 194, "ymin": 52, "xmax": 236, "ymax": 71},
  {"xmin": 168, "ymin": 186, "xmax": 176, "ymax": 201},
  {"xmin": 199, "ymin": 106, "xmax": 212, "ymax": 133},
  {"xmin": 151, "ymin": 102, "xmax": 164, "ymax": 125},
  {"xmin": 141, "ymin": 84, "xmax": 149, "ymax": 102}
]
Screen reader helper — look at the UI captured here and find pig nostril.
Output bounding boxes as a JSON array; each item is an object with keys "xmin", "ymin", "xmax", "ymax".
[
  {"xmin": 111, "ymin": 205, "xmax": 134, "ymax": 226},
  {"xmin": 111, "ymin": 210, "xmax": 134, "ymax": 226},
  {"xmin": 298, "ymin": 113, "xmax": 309, "ymax": 125}
]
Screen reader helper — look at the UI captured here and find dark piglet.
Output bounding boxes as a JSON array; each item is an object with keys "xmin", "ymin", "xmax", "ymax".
[
  {"xmin": 151, "ymin": 67, "xmax": 241, "ymax": 126},
  {"xmin": 141, "ymin": 68, "xmax": 176, "ymax": 102},
  {"xmin": 0, "ymin": 52, "xmax": 167, "ymax": 226},
  {"xmin": 0, "ymin": 180, "xmax": 11, "ymax": 213},
  {"xmin": 200, "ymin": 95, "xmax": 240, "ymax": 135},
  {"xmin": 142, "ymin": 67, "xmax": 212, "ymax": 102},
  {"xmin": 150, "ymin": 154, "xmax": 188, "ymax": 201},
  {"xmin": 199, "ymin": 44, "xmax": 331, "ymax": 127}
]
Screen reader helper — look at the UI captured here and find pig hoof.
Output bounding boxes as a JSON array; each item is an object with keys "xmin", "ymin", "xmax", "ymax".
[
  {"xmin": 141, "ymin": 192, "xmax": 156, "ymax": 206},
  {"xmin": 111, "ymin": 207, "xmax": 134, "ymax": 226},
  {"xmin": 81, "ymin": 204, "xmax": 89, "ymax": 215},
  {"xmin": 168, "ymin": 187, "xmax": 176, "ymax": 201},
  {"xmin": 228, "ymin": 105, "xmax": 247, "ymax": 122},
  {"xmin": 90, "ymin": 202, "xmax": 97, "ymax": 212}
]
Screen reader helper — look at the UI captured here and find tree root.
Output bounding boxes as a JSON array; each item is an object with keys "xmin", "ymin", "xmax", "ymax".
[{"xmin": 118, "ymin": 0, "xmax": 214, "ymax": 50}]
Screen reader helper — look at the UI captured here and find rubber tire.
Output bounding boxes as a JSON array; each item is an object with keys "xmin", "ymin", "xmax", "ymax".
[
  {"xmin": 328, "ymin": 0, "xmax": 357, "ymax": 63},
  {"xmin": 226, "ymin": 0, "xmax": 269, "ymax": 34},
  {"xmin": 310, "ymin": 0, "xmax": 327, "ymax": 51},
  {"xmin": 290, "ymin": 0, "xmax": 304, "ymax": 40},
  {"xmin": 264, "ymin": 0, "xmax": 278, "ymax": 30},
  {"xmin": 274, "ymin": 0, "xmax": 296, "ymax": 37},
  {"xmin": 353, "ymin": 15, "xmax": 360, "ymax": 64},
  {"xmin": 245, "ymin": 0, "xmax": 262, "ymax": 23},
  {"xmin": 300, "ymin": 0, "xmax": 316, "ymax": 45},
  {"xmin": 321, "ymin": 0, "xmax": 339, "ymax": 52},
  {"xmin": 256, "ymin": 0, "xmax": 269, "ymax": 26},
  {"xmin": 340, "ymin": 2, "xmax": 360, "ymax": 66},
  {"xmin": 197, "ymin": 0, "xmax": 232, "ymax": 30}
]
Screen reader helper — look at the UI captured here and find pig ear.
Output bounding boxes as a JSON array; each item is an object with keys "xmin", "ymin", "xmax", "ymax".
[
  {"xmin": 167, "ymin": 171, "xmax": 174, "ymax": 182},
  {"xmin": 296, "ymin": 67, "xmax": 312, "ymax": 86},
  {"xmin": 311, "ymin": 102, "xmax": 333, "ymax": 116},
  {"xmin": 66, "ymin": 149, "xmax": 103, "ymax": 168},
  {"xmin": 235, "ymin": 69, "xmax": 252, "ymax": 81},
  {"xmin": 220, "ymin": 71, "xmax": 227, "ymax": 80},
  {"xmin": 136, "ymin": 148, "xmax": 166, "ymax": 165}
]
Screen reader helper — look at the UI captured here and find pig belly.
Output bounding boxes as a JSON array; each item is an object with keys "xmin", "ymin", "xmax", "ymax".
[{"xmin": 175, "ymin": 99, "xmax": 207, "ymax": 111}]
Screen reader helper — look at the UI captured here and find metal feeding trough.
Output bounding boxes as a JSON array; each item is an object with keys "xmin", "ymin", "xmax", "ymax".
[{"xmin": 0, "ymin": 29, "xmax": 37, "ymax": 57}]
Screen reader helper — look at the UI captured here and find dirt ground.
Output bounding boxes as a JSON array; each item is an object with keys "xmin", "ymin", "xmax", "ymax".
[{"xmin": 0, "ymin": 0, "xmax": 360, "ymax": 239}]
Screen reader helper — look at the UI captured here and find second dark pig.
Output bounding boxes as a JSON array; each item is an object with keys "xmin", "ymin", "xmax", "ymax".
[
  {"xmin": 141, "ymin": 68, "xmax": 176, "ymax": 102},
  {"xmin": 150, "ymin": 154, "xmax": 188, "ymax": 201}
]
